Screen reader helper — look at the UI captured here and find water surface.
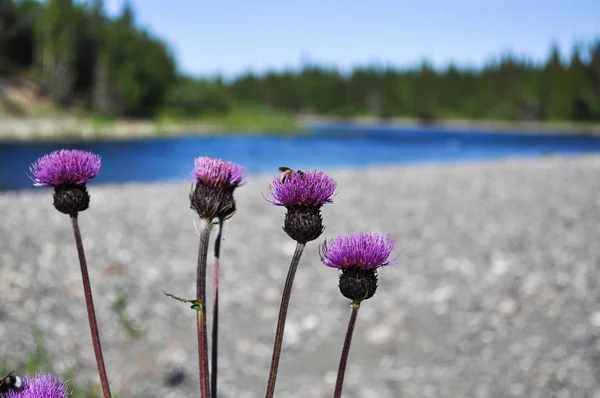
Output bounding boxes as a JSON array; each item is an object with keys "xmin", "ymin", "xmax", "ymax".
[{"xmin": 1, "ymin": 125, "xmax": 599, "ymax": 191}]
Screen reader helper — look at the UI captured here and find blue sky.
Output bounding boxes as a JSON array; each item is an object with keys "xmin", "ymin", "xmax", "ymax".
[{"xmin": 103, "ymin": 0, "xmax": 600, "ymax": 78}]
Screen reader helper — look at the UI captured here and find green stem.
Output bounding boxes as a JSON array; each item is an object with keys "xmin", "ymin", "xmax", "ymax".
[
  {"xmin": 265, "ymin": 242, "xmax": 306, "ymax": 398},
  {"xmin": 70, "ymin": 215, "xmax": 112, "ymax": 398},
  {"xmin": 196, "ymin": 219, "xmax": 212, "ymax": 398},
  {"xmin": 333, "ymin": 302, "xmax": 361, "ymax": 398}
]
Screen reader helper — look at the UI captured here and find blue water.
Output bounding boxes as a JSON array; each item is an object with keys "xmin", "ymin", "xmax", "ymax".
[{"xmin": 1, "ymin": 124, "xmax": 600, "ymax": 191}]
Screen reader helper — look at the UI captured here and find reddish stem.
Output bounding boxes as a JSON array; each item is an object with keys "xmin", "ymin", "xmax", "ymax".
[
  {"xmin": 333, "ymin": 303, "xmax": 360, "ymax": 398},
  {"xmin": 265, "ymin": 242, "xmax": 306, "ymax": 398},
  {"xmin": 196, "ymin": 220, "xmax": 212, "ymax": 398},
  {"xmin": 70, "ymin": 215, "xmax": 112, "ymax": 398}
]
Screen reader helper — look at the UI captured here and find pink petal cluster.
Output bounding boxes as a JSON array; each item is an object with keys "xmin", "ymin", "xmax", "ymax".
[
  {"xmin": 29, "ymin": 150, "xmax": 101, "ymax": 187},
  {"xmin": 4, "ymin": 373, "xmax": 70, "ymax": 398},
  {"xmin": 193, "ymin": 157, "xmax": 246, "ymax": 188},
  {"xmin": 320, "ymin": 232, "xmax": 396, "ymax": 270},
  {"xmin": 266, "ymin": 170, "xmax": 336, "ymax": 207}
]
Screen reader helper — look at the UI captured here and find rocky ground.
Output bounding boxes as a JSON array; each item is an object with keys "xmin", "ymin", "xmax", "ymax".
[
  {"xmin": 0, "ymin": 115, "xmax": 599, "ymax": 142},
  {"xmin": 1, "ymin": 156, "xmax": 600, "ymax": 397}
]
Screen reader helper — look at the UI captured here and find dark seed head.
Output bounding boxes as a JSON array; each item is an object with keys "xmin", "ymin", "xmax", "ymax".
[
  {"xmin": 339, "ymin": 268, "xmax": 378, "ymax": 302},
  {"xmin": 53, "ymin": 184, "xmax": 90, "ymax": 216},
  {"xmin": 283, "ymin": 206, "xmax": 324, "ymax": 243},
  {"xmin": 190, "ymin": 183, "xmax": 236, "ymax": 221}
]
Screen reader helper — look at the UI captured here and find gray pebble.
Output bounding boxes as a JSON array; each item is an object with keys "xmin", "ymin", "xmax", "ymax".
[{"xmin": 1, "ymin": 155, "xmax": 600, "ymax": 397}]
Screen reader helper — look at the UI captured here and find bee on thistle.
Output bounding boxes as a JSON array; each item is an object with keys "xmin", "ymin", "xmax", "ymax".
[
  {"xmin": 266, "ymin": 168, "xmax": 336, "ymax": 243},
  {"xmin": 263, "ymin": 167, "xmax": 337, "ymax": 397},
  {"xmin": 278, "ymin": 166, "xmax": 305, "ymax": 183},
  {"xmin": 0, "ymin": 371, "xmax": 23, "ymax": 394},
  {"xmin": 0, "ymin": 373, "xmax": 70, "ymax": 398}
]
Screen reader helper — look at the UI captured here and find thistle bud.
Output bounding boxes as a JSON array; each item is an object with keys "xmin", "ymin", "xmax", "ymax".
[{"xmin": 190, "ymin": 157, "xmax": 246, "ymax": 221}]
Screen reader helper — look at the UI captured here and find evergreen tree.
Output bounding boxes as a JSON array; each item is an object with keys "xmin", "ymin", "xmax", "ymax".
[
  {"xmin": 35, "ymin": 0, "xmax": 80, "ymax": 105},
  {"xmin": 0, "ymin": 0, "xmax": 599, "ymax": 122}
]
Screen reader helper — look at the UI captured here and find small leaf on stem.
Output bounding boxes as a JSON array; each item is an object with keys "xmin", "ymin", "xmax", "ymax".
[{"xmin": 163, "ymin": 291, "xmax": 203, "ymax": 311}]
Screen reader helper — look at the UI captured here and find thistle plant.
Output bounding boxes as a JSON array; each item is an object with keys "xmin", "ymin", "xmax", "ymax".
[
  {"xmin": 29, "ymin": 150, "xmax": 111, "ymax": 398},
  {"xmin": 20, "ymin": 153, "xmax": 400, "ymax": 397},
  {"xmin": 264, "ymin": 169, "xmax": 337, "ymax": 398},
  {"xmin": 320, "ymin": 232, "xmax": 396, "ymax": 398},
  {"xmin": 180, "ymin": 156, "xmax": 245, "ymax": 398},
  {"xmin": 1, "ymin": 373, "xmax": 70, "ymax": 398}
]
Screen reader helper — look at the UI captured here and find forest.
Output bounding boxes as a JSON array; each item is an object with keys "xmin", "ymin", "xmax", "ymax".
[{"xmin": 1, "ymin": 0, "xmax": 600, "ymax": 123}]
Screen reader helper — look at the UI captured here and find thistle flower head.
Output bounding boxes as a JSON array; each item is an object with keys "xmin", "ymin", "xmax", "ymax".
[
  {"xmin": 321, "ymin": 233, "xmax": 396, "ymax": 303},
  {"xmin": 4, "ymin": 373, "xmax": 70, "ymax": 398},
  {"xmin": 192, "ymin": 157, "xmax": 246, "ymax": 189},
  {"xmin": 190, "ymin": 157, "xmax": 246, "ymax": 221},
  {"xmin": 29, "ymin": 150, "xmax": 101, "ymax": 187},
  {"xmin": 29, "ymin": 150, "xmax": 101, "ymax": 215},
  {"xmin": 266, "ymin": 170, "xmax": 336, "ymax": 207},
  {"xmin": 265, "ymin": 169, "xmax": 337, "ymax": 243},
  {"xmin": 320, "ymin": 232, "xmax": 396, "ymax": 270}
]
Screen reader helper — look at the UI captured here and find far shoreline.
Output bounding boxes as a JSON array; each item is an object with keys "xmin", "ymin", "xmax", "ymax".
[
  {"xmin": 0, "ymin": 115, "xmax": 599, "ymax": 143},
  {"xmin": 302, "ymin": 115, "xmax": 600, "ymax": 136}
]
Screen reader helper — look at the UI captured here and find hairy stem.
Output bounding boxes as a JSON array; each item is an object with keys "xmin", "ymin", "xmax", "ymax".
[
  {"xmin": 265, "ymin": 242, "xmax": 306, "ymax": 398},
  {"xmin": 70, "ymin": 215, "xmax": 112, "ymax": 398},
  {"xmin": 210, "ymin": 218, "xmax": 224, "ymax": 398},
  {"xmin": 333, "ymin": 302, "xmax": 361, "ymax": 398},
  {"xmin": 196, "ymin": 219, "xmax": 212, "ymax": 398}
]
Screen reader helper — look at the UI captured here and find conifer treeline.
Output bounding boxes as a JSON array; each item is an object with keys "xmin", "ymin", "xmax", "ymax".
[
  {"xmin": 1, "ymin": 0, "xmax": 176, "ymax": 116},
  {"xmin": 1, "ymin": 0, "xmax": 600, "ymax": 121},
  {"xmin": 227, "ymin": 43, "xmax": 600, "ymax": 123}
]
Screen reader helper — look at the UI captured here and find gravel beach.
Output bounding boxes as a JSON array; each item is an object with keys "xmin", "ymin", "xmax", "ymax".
[{"xmin": 1, "ymin": 155, "xmax": 600, "ymax": 398}]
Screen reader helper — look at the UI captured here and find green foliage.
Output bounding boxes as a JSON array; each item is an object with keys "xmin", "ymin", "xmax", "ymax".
[
  {"xmin": 111, "ymin": 286, "xmax": 144, "ymax": 339},
  {"xmin": 225, "ymin": 42, "xmax": 600, "ymax": 123},
  {"xmin": 1, "ymin": 1, "xmax": 600, "ymax": 124},
  {"xmin": 156, "ymin": 107, "xmax": 300, "ymax": 134},
  {"xmin": 1, "ymin": 0, "xmax": 176, "ymax": 117},
  {"xmin": 164, "ymin": 78, "xmax": 233, "ymax": 117},
  {"xmin": 102, "ymin": 7, "xmax": 176, "ymax": 116},
  {"xmin": 202, "ymin": 107, "xmax": 299, "ymax": 133},
  {"xmin": 0, "ymin": 0, "xmax": 40, "ymax": 73}
]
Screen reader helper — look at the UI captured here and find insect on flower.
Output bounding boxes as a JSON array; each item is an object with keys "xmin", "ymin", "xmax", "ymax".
[
  {"xmin": 0, "ymin": 371, "xmax": 23, "ymax": 393},
  {"xmin": 278, "ymin": 166, "xmax": 305, "ymax": 183}
]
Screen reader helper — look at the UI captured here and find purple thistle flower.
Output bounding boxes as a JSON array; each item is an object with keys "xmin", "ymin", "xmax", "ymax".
[
  {"xmin": 320, "ymin": 233, "xmax": 396, "ymax": 270},
  {"xmin": 29, "ymin": 150, "xmax": 101, "ymax": 187},
  {"xmin": 321, "ymin": 233, "xmax": 396, "ymax": 303},
  {"xmin": 266, "ymin": 170, "xmax": 336, "ymax": 207},
  {"xmin": 29, "ymin": 150, "xmax": 101, "ymax": 215},
  {"xmin": 193, "ymin": 156, "xmax": 246, "ymax": 189},
  {"xmin": 265, "ymin": 169, "xmax": 337, "ymax": 243},
  {"xmin": 4, "ymin": 373, "xmax": 70, "ymax": 398},
  {"xmin": 190, "ymin": 157, "xmax": 246, "ymax": 220}
]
